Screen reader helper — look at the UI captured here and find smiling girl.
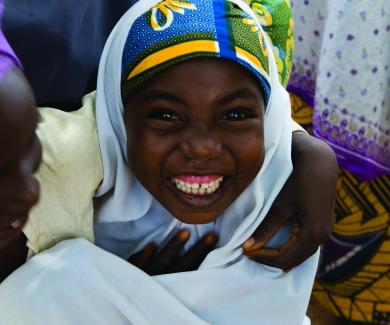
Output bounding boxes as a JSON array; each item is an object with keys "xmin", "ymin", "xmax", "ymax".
[
  {"xmin": 125, "ymin": 58, "xmax": 266, "ymax": 225},
  {"xmin": 0, "ymin": 0, "xmax": 327, "ymax": 323}
]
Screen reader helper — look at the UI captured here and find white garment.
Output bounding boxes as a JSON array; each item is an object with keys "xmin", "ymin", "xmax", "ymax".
[
  {"xmin": 0, "ymin": 238, "xmax": 317, "ymax": 325},
  {"xmin": 0, "ymin": 1, "xmax": 319, "ymax": 324}
]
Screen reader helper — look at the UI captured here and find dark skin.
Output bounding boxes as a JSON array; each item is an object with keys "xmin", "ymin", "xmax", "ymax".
[{"xmin": 0, "ymin": 64, "xmax": 337, "ymax": 280}]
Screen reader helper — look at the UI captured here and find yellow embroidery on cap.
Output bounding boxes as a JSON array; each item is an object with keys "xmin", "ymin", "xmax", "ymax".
[
  {"xmin": 150, "ymin": 1, "xmax": 197, "ymax": 31},
  {"xmin": 250, "ymin": 2, "xmax": 273, "ymax": 26}
]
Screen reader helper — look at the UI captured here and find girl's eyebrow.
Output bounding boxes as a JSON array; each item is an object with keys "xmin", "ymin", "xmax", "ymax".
[
  {"xmin": 217, "ymin": 88, "xmax": 261, "ymax": 105},
  {"xmin": 138, "ymin": 89, "xmax": 186, "ymax": 105},
  {"xmin": 138, "ymin": 88, "xmax": 260, "ymax": 106}
]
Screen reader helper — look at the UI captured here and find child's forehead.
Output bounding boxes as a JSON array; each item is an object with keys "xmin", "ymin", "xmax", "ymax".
[{"xmin": 127, "ymin": 57, "xmax": 264, "ymax": 105}]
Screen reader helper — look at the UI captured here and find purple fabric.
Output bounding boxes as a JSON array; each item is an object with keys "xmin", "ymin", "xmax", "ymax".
[
  {"xmin": 289, "ymin": 0, "xmax": 390, "ymax": 181},
  {"xmin": 0, "ymin": 0, "xmax": 22, "ymax": 80},
  {"xmin": 288, "ymin": 69, "xmax": 390, "ymax": 181}
]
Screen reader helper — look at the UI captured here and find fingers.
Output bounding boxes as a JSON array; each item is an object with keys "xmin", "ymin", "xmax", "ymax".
[
  {"xmin": 244, "ymin": 223, "xmax": 319, "ymax": 270},
  {"xmin": 129, "ymin": 230, "xmax": 219, "ymax": 275},
  {"xmin": 128, "ymin": 243, "xmax": 158, "ymax": 269},
  {"xmin": 144, "ymin": 229, "xmax": 190, "ymax": 276},
  {"xmin": 168, "ymin": 232, "xmax": 218, "ymax": 273},
  {"xmin": 243, "ymin": 202, "xmax": 291, "ymax": 253}
]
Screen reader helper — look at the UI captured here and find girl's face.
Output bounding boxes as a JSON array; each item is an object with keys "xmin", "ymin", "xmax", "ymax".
[{"xmin": 125, "ymin": 58, "xmax": 265, "ymax": 224}]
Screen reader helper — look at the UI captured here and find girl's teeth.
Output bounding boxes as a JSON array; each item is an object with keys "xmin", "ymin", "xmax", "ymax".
[{"xmin": 171, "ymin": 176, "xmax": 224, "ymax": 196}]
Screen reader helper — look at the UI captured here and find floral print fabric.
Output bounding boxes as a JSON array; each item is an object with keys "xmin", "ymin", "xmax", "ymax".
[
  {"xmin": 121, "ymin": 0, "xmax": 272, "ymax": 103},
  {"xmin": 291, "ymin": 92, "xmax": 390, "ymax": 325},
  {"xmin": 289, "ymin": 1, "xmax": 390, "ymax": 323},
  {"xmin": 288, "ymin": 0, "xmax": 390, "ymax": 180},
  {"xmin": 121, "ymin": 0, "xmax": 294, "ymax": 100},
  {"xmin": 245, "ymin": 0, "xmax": 294, "ymax": 87}
]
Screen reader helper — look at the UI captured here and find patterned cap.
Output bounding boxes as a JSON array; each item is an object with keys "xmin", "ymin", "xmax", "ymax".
[{"xmin": 121, "ymin": 0, "xmax": 280, "ymax": 105}]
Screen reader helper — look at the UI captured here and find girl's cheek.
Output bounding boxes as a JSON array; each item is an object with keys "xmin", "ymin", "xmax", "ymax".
[
  {"xmin": 128, "ymin": 131, "xmax": 175, "ymax": 174},
  {"xmin": 226, "ymin": 127, "xmax": 263, "ymax": 155}
]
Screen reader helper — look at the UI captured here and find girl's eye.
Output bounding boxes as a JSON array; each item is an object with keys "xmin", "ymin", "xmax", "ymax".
[
  {"xmin": 220, "ymin": 110, "xmax": 252, "ymax": 121},
  {"xmin": 146, "ymin": 110, "xmax": 181, "ymax": 122}
]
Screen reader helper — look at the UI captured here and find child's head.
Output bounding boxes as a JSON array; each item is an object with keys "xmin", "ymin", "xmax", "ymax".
[
  {"xmin": 95, "ymin": 0, "xmax": 292, "ymax": 230},
  {"xmin": 0, "ymin": 69, "xmax": 40, "ymax": 225},
  {"xmin": 121, "ymin": 0, "xmax": 272, "ymax": 224}
]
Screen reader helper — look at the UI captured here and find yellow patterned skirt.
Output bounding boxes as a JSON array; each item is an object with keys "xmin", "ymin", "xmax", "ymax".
[{"xmin": 291, "ymin": 93, "xmax": 390, "ymax": 324}]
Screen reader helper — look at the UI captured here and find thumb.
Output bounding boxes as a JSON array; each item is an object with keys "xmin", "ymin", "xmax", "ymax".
[{"xmin": 243, "ymin": 203, "xmax": 291, "ymax": 253}]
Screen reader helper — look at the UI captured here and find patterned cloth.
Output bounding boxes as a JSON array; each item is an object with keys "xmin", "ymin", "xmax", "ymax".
[
  {"xmin": 289, "ymin": 1, "xmax": 390, "ymax": 323},
  {"xmin": 288, "ymin": 0, "xmax": 390, "ymax": 180},
  {"xmin": 291, "ymin": 95, "xmax": 390, "ymax": 324},
  {"xmin": 0, "ymin": 0, "xmax": 21, "ymax": 79},
  {"xmin": 121, "ymin": 0, "xmax": 271, "ymax": 104},
  {"xmin": 245, "ymin": 0, "xmax": 294, "ymax": 87},
  {"xmin": 122, "ymin": 0, "xmax": 294, "ymax": 100}
]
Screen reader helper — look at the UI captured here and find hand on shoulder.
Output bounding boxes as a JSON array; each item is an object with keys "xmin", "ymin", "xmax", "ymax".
[{"xmin": 244, "ymin": 131, "xmax": 338, "ymax": 270}]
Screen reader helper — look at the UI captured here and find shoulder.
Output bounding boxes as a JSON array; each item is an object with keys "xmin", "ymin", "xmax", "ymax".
[
  {"xmin": 37, "ymin": 92, "xmax": 100, "ymax": 171},
  {"xmin": 24, "ymin": 92, "xmax": 102, "ymax": 254}
]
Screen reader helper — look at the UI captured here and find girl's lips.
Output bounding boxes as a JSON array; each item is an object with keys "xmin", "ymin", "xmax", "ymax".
[
  {"xmin": 166, "ymin": 175, "xmax": 228, "ymax": 208},
  {"xmin": 175, "ymin": 175, "xmax": 222, "ymax": 184},
  {"xmin": 171, "ymin": 175, "xmax": 224, "ymax": 196}
]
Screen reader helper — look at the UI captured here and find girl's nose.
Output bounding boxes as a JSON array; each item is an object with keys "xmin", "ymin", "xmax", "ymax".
[{"xmin": 180, "ymin": 129, "xmax": 223, "ymax": 161}]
